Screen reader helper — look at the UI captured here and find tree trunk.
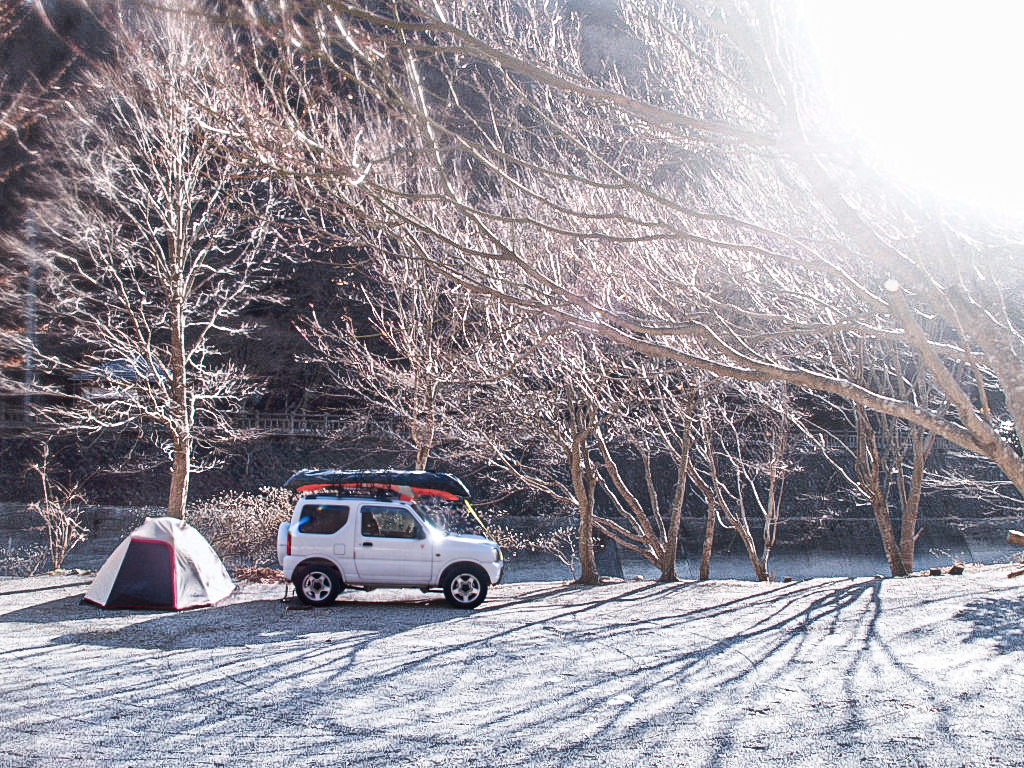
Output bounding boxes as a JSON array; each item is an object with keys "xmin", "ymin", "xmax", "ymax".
[
  {"xmin": 23, "ymin": 213, "xmax": 38, "ymax": 418},
  {"xmin": 658, "ymin": 548, "xmax": 678, "ymax": 582},
  {"xmin": 577, "ymin": 497, "xmax": 598, "ymax": 584},
  {"xmin": 414, "ymin": 443, "xmax": 430, "ymax": 471},
  {"xmin": 854, "ymin": 407, "xmax": 910, "ymax": 576},
  {"xmin": 699, "ymin": 502, "xmax": 715, "ymax": 581},
  {"xmin": 897, "ymin": 496, "xmax": 921, "ymax": 576},
  {"xmin": 738, "ymin": 526, "xmax": 769, "ymax": 581},
  {"xmin": 896, "ymin": 431, "xmax": 930, "ymax": 575},
  {"xmin": 569, "ymin": 428, "xmax": 599, "ymax": 585},
  {"xmin": 659, "ymin": 445, "xmax": 690, "ymax": 582},
  {"xmin": 167, "ymin": 433, "xmax": 191, "ymax": 520},
  {"xmin": 898, "ymin": 529, "xmax": 917, "ymax": 576},
  {"xmin": 871, "ymin": 496, "xmax": 908, "ymax": 577},
  {"xmin": 168, "ymin": 290, "xmax": 191, "ymax": 520}
]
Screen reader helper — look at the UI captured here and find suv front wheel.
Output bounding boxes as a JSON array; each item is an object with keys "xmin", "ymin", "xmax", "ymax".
[
  {"xmin": 442, "ymin": 565, "xmax": 488, "ymax": 609},
  {"xmin": 294, "ymin": 564, "xmax": 342, "ymax": 607}
]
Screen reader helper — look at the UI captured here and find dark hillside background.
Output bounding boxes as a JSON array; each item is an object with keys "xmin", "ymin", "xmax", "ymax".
[
  {"xmin": 0, "ymin": 0, "xmax": 111, "ymax": 229},
  {"xmin": 0, "ymin": 0, "xmax": 1017, "ymax": 561},
  {"xmin": 0, "ymin": 0, "xmax": 655, "ymax": 508},
  {"xmin": 0, "ymin": 0, "xmax": 361, "ymax": 502}
]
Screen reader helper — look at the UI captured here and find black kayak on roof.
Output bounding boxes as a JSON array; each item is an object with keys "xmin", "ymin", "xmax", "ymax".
[{"xmin": 283, "ymin": 468, "xmax": 472, "ymax": 500}]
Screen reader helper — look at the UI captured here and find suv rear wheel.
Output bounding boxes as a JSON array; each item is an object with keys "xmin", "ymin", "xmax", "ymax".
[
  {"xmin": 442, "ymin": 565, "xmax": 488, "ymax": 609},
  {"xmin": 294, "ymin": 564, "xmax": 342, "ymax": 607}
]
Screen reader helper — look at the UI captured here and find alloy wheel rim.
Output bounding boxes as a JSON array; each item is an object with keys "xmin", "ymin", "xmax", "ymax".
[
  {"xmin": 450, "ymin": 574, "xmax": 481, "ymax": 604},
  {"xmin": 302, "ymin": 572, "xmax": 332, "ymax": 601}
]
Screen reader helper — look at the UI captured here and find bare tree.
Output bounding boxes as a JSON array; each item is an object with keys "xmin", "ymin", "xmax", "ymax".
[
  {"xmin": 302, "ymin": 231, "xmax": 705, "ymax": 582},
  {"xmin": 0, "ymin": 0, "xmax": 109, "ymax": 191},
  {"xmin": 688, "ymin": 383, "xmax": 800, "ymax": 581},
  {"xmin": 30, "ymin": 5, "xmax": 286, "ymax": 519},
  {"xmin": 301, "ymin": 238, "xmax": 482, "ymax": 470},
  {"xmin": 0, "ymin": 0, "xmax": 108, "ymax": 399},
  {"xmin": 586, "ymin": 356, "xmax": 699, "ymax": 582},
  {"xmin": 449, "ymin": 316, "xmax": 704, "ymax": 584},
  {"xmin": 803, "ymin": 336, "xmax": 952, "ymax": 576},
  {"xmin": 238, "ymin": 0, "xmax": 1024, "ymax": 510},
  {"xmin": 452, "ymin": 322, "xmax": 605, "ymax": 584},
  {"xmin": 851, "ymin": 406, "xmax": 935, "ymax": 577}
]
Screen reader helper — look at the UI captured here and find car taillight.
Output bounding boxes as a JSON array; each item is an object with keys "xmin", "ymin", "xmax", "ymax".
[{"xmin": 287, "ymin": 530, "xmax": 292, "ymax": 556}]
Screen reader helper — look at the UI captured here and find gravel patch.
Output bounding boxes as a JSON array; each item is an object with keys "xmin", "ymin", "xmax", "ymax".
[{"xmin": 3, "ymin": 567, "xmax": 1024, "ymax": 767}]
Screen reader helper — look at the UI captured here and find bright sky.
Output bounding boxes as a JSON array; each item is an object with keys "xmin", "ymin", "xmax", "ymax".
[{"xmin": 792, "ymin": 0, "xmax": 1024, "ymax": 223}]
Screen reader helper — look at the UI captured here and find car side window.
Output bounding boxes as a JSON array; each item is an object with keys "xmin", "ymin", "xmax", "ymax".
[
  {"xmin": 361, "ymin": 506, "xmax": 423, "ymax": 539},
  {"xmin": 297, "ymin": 504, "xmax": 350, "ymax": 534}
]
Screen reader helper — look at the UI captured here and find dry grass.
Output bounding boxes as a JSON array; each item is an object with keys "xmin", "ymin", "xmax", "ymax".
[{"xmin": 232, "ymin": 565, "xmax": 287, "ymax": 583}]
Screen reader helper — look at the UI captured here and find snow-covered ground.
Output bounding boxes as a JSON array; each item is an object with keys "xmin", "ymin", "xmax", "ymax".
[{"xmin": 3, "ymin": 566, "xmax": 1024, "ymax": 767}]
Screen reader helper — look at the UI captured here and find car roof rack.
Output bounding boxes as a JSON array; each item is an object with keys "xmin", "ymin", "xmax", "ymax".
[{"xmin": 307, "ymin": 487, "xmax": 401, "ymax": 501}]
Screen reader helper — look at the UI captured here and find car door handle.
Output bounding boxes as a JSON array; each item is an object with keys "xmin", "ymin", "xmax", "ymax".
[{"xmin": 362, "ymin": 542, "xmax": 373, "ymax": 547}]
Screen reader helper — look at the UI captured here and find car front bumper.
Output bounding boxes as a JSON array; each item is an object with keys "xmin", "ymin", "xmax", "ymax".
[{"xmin": 487, "ymin": 558, "xmax": 505, "ymax": 586}]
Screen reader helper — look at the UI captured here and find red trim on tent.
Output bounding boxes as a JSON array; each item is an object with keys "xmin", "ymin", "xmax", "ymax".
[{"xmin": 84, "ymin": 598, "xmax": 215, "ymax": 611}]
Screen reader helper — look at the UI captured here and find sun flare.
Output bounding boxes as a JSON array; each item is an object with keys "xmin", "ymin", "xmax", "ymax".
[{"xmin": 794, "ymin": 0, "xmax": 1024, "ymax": 223}]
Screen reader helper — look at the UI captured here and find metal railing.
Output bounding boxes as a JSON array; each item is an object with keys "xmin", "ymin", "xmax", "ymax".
[
  {"xmin": 811, "ymin": 432, "xmax": 961, "ymax": 455},
  {"xmin": 0, "ymin": 406, "xmax": 975, "ymax": 449},
  {"xmin": 231, "ymin": 412, "xmax": 347, "ymax": 436},
  {"xmin": 0, "ymin": 408, "xmax": 347, "ymax": 437}
]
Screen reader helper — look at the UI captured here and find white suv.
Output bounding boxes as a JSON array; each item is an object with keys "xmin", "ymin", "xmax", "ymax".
[{"xmin": 277, "ymin": 489, "xmax": 504, "ymax": 609}]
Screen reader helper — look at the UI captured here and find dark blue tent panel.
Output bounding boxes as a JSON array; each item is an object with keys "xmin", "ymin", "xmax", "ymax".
[{"xmin": 105, "ymin": 540, "xmax": 175, "ymax": 609}]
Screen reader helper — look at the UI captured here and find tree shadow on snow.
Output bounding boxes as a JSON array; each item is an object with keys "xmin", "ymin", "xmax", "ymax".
[
  {"xmin": 1, "ymin": 585, "xmax": 500, "ymax": 651},
  {"xmin": 5, "ymin": 575, "xmax": 1006, "ymax": 767},
  {"xmin": 0, "ymin": 579, "xmax": 93, "ymax": 597},
  {"xmin": 48, "ymin": 595, "xmax": 491, "ymax": 650},
  {"xmin": 952, "ymin": 596, "xmax": 1024, "ymax": 652}
]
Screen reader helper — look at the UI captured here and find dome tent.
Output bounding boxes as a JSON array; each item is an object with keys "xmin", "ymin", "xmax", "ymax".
[{"xmin": 85, "ymin": 517, "xmax": 234, "ymax": 610}]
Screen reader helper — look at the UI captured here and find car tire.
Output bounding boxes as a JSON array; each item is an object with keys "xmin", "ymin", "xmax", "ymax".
[
  {"xmin": 442, "ymin": 565, "xmax": 488, "ymax": 609},
  {"xmin": 294, "ymin": 564, "xmax": 342, "ymax": 607}
]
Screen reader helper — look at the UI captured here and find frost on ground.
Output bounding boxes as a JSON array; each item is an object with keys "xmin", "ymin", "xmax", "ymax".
[{"xmin": 2, "ymin": 567, "xmax": 1024, "ymax": 768}]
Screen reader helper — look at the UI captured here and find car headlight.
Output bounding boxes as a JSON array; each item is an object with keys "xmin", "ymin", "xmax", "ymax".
[{"xmin": 492, "ymin": 546, "xmax": 502, "ymax": 562}]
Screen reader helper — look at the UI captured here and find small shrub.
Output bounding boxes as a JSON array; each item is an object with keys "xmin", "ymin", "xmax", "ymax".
[
  {"xmin": 485, "ymin": 524, "xmax": 532, "ymax": 555},
  {"xmin": 28, "ymin": 445, "xmax": 89, "ymax": 571},
  {"xmin": 485, "ymin": 520, "xmax": 583, "ymax": 580},
  {"xmin": 30, "ymin": 497, "xmax": 89, "ymax": 571},
  {"xmin": 189, "ymin": 487, "xmax": 293, "ymax": 567},
  {"xmin": 233, "ymin": 565, "xmax": 287, "ymax": 583},
  {"xmin": 0, "ymin": 539, "xmax": 49, "ymax": 577},
  {"xmin": 525, "ymin": 526, "xmax": 581, "ymax": 580}
]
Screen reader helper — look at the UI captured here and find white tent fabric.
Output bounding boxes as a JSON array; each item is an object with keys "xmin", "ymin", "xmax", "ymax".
[{"xmin": 85, "ymin": 517, "xmax": 234, "ymax": 610}]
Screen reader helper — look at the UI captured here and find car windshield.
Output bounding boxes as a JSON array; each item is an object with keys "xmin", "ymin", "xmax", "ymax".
[{"xmin": 414, "ymin": 499, "xmax": 483, "ymax": 536}]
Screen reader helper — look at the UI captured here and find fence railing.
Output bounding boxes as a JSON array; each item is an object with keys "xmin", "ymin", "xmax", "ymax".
[
  {"xmin": 809, "ymin": 432, "xmax": 962, "ymax": 455},
  {"xmin": 0, "ymin": 408, "xmax": 347, "ymax": 436},
  {"xmin": 231, "ymin": 412, "xmax": 347, "ymax": 436},
  {"xmin": 0, "ymin": 406, "xmax": 975, "ymax": 449}
]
